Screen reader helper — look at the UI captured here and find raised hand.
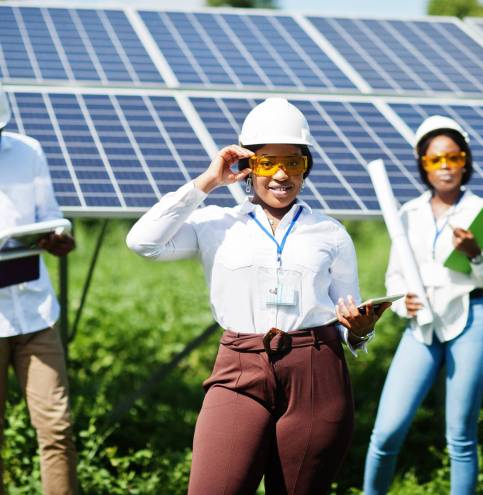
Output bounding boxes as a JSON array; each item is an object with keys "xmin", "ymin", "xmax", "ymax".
[{"xmin": 195, "ymin": 145, "xmax": 254, "ymax": 193}]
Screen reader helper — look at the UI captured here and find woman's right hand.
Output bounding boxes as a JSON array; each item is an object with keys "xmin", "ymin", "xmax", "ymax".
[
  {"xmin": 405, "ymin": 292, "xmax": 423, "ymax": 317},
  {"xmin": 194, "ymin": 145, "xmax": 254, "ymax": 194}
]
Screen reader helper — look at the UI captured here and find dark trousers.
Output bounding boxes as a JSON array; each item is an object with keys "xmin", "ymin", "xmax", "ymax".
[{"xmin": 188, "ymin": 327, "xmax": 354, "ymax": 495}]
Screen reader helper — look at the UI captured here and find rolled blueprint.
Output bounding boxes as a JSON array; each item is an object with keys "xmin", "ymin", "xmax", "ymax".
[{"xmin": 368, "ymin": 159, "xmax": 433, "ymax": 327}]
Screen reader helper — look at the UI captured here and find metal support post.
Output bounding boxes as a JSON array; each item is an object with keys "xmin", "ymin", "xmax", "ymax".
[{"xmin": 69, "ymin": 219, "xmax": 108, "ymax": 343}]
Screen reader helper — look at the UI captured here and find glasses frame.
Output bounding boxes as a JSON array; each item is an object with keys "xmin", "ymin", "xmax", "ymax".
[
  {"xmin": 421, "ymin": 151, "xmax": 466, "ymax": 172},
  {"xmin": 249, "ymin": 155, "xmax": 308, "ymax": 177}
]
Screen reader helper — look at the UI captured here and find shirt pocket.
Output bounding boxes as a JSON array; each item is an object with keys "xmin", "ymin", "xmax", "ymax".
[
  {"xmin": 213, "ymin": 238, "xmax": 254, "ymax": 271},
  {"xmin": 292, "ymin": 244, "xmax": 333, "ymax": 275}
]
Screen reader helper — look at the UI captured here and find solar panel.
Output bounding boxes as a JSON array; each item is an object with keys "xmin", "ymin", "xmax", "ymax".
[
  {"xmin": 139, "ymin": 10, "xmax": 356, "ymax": 91},
  {"xmin": 307, "ymin": 17, "xmax": 483, "ymax": 96},
  {"xmin": 6, "ymin": 91, "xmax": 234, "ymax": 214},
  {"xmin": 5, "ymin": 86, "xmax": 480, "ymax": 216},
  {"xmin": 0, "ymin": 6, "xmax": 164, "ymax": 85}
]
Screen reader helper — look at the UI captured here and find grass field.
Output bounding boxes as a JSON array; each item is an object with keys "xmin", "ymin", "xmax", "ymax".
[{"xmin": 4, "ymin": 218, "xmax": 480, "ymax": 494}]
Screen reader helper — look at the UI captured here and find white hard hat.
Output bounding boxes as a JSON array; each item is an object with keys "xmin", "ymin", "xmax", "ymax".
[
  {"xmin": 0, "ymin": 84, "xmax": 11, "ymax": 129},
  {"xmin": 239, "ymin": 97, "xmax": 314, "ymax": 146},
  {"xmin": 414, "ymin": 115, "xmax": 469, "ymax": 151}
]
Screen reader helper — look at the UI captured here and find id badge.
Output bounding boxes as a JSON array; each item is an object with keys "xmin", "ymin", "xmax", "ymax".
[{"xmin": 257, "ymin": 267, "xmax": 301, "ymax": 307}]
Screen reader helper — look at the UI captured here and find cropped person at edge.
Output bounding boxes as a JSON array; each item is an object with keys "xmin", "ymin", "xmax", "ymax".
[
  {"xmin": 0, "ymin": 86, "xmax": 78, "ymax": 495},
  {"xmin": 363, "ymin": 116, "xmax": 482, "ymax": 495}
]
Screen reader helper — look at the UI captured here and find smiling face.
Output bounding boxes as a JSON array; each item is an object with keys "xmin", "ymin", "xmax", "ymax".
[
  {"xmin": 251, "ymin": 144, "xmax": 304, "ymax": 212},
  {"xmin": 424, "ymin": 135, "xmax": 465, "ymax": 195}
]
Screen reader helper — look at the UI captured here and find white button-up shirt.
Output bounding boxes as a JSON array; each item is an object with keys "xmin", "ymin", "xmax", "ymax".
[
  {"xmin": 127, "ymin": 181, "xmax": 361, "ymax": 336},
  {"xmin": 0, "ymin": 132, "xmax": 61, "ymax": 337},
  {"xmin": 386, "ymin": 189, "xmax": 483, "ymax": 344}
]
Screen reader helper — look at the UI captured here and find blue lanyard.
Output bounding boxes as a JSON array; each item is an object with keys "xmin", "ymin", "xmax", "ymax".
[
  {"xmin": 248, "ymin": 206, "xmax": 303, "ymax": 267},
  {"xmin": 431, "ymin": 192, "xmax": 463, "ymax": 258}
]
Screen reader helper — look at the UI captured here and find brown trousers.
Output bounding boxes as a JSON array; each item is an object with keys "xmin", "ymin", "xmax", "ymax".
[
  {"xmin": 188, "ymin": 326, "xmax": 354, "ymax": 495},
  {"xmin": 0, "ymin": 327, "xmax": 77, "ymax": 495}
]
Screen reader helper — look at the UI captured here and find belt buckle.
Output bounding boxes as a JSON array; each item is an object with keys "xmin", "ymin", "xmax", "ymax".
[{"xmin": 263, "ymin": 327, "xmax": 290, "ymax": 355}]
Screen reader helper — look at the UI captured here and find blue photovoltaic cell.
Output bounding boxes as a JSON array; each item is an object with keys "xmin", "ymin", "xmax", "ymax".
[
  {"xmin": 4, "ymin": 92, "xmax": 234, "ymax": 212},
  {"xmin": 0, "ymin": 6, "xmax": 164, "ymax": 84},
  {"xmin": 307, "ymin": 17, "xmax": 483, "ymax": 95},
  {"xmin": 390, "ymin": 103, "xmax": 483, "ymax": 197},
  {"xmin": 190, "ymin": 96, "xmax": 424, "ymax": 212},
  {"xmin": 9, "ymin": 92, "xmax": 82, "ymax": 207},
  {"xmin": 139, "ymin": 10, "xmax": 355, "ymax": 91}
]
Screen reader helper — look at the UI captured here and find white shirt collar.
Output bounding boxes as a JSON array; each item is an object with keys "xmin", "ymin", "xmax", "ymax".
[{"xmin": 235, "ymin": 196, "xmax": 313, "ymax": 218}]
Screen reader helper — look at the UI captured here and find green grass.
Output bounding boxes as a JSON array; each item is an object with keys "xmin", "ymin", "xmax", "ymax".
[{"xmin": 3, "ymin": 218, "xmax": 480, "ymax": 494}]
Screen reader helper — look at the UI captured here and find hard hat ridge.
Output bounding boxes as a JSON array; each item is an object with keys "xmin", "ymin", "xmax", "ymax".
[
  {"xmin": 239, "ymin": 97, "xmax": 314, "ymax": 147},
  {"xmin": 413, "ymin": 115, "xmax": 469, "ymax": 151}
]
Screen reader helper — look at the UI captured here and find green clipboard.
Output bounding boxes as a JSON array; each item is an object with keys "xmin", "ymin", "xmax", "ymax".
[{"xmin": 443, "ymin": 208, "xmax": 483, "ymax": 274}]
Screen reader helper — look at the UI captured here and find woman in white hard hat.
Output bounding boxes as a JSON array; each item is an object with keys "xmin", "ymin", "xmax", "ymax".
[
  {"xmin": 127, "ymin": 97, "xmax": 389, "ymax": 495},
  {"xmin": 363, "ymin": 116, "xmax": 482, "ymax": 495}
]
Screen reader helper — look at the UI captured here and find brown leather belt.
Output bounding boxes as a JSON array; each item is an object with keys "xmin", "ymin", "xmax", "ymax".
[{"xmin": 221, "ymin": 325, "xmax": 339, "ymax": 356}]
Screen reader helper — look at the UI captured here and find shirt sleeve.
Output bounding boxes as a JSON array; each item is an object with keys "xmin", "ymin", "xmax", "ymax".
[
  {"xmin": 328, "ymin": 226, "xmax": 361, "ymax": 306},
  {"xmin": 126, "ymin": 181, "xmax": 207, "ymax": 261},
  {"xmin": 328, "ymin": 226, "xmax": 369, "ymax": 357},
  {"xmin": 33, "ymin": 142, "xmax": 63, "ymax": 222}
]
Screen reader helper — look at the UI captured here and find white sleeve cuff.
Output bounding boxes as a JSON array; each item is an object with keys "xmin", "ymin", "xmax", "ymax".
[{"xmin": 338, "ymin": 325, "xmax": 375, "ymax": 357}]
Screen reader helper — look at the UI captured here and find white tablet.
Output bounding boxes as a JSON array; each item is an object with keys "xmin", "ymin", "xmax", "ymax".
[
  {"xmin": 0, "ymin": 219, "xmax": 71, "ymax": 260},
  {"xmin": 323, "ymin": 293, "xmax": 405, "ymax": 326}
]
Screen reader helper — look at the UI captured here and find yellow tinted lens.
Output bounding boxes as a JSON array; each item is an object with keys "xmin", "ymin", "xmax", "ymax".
[
  {"xmin": 446, "ymin": 152, "xmax": 466, "ymax": 169},
  {"xmin": 249, "ymin": 156, "xmax": 277, "ymax": 176},
  {"xmin": 283, "ymin": 156, "xmax": 307, "ymax": 175},
  {"xmin": 249, "ymin": 155, "xmax": 307, "ymax": 176}
]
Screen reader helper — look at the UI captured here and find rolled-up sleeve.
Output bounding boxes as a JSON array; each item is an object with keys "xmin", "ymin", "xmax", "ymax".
[
  {"xmin": 126, "ymin": 181, "xmax": 207, "ymax": 261},
  {"xmin": 329, "ymin": 226, "xmax": 361, "ymax": 305}
]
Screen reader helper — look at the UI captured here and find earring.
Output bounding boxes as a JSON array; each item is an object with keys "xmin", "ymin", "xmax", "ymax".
[
  {"xmin": 245, "ymin": 177, "xmax": 252, "ymax": 194},
  {"xmin": 301, "ymin": 179, "xmax": 305, "ymax": 191}
]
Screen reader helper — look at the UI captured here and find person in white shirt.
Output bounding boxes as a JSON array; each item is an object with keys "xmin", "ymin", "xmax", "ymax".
[
  {"xmin": 0, "ymin": 87, "xmax": 78, "ymax": 495},
  {"xmin": 127, "ymin": 97, "xmax": 390, "ymax": 495},
  {"xmin": 363, "ymin": 116, "xmax": 483, "ymax": 495}
]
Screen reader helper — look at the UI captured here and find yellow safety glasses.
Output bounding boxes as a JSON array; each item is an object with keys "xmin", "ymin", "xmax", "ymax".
[
  {"xmin": 249, "ymin": 155, "xmax": 308, "ymax": 177},
  {"xmin": 421, "ymin": 151, "xmax": 466, "ymax": 172}
]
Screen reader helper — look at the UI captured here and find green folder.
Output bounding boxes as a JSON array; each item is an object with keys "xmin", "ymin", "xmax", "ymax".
[{"xmin": 444, "ymin": 208, "xmax": 483, "ymax": 274}]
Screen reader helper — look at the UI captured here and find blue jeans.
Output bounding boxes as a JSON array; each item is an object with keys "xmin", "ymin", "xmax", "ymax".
[{"xmin": 363, "ymin": 296, "xmax": 483, "ymax": 495}]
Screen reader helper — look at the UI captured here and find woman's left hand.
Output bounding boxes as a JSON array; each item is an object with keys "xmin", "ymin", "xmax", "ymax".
[
  {"xmin": 38, "ymin": 233, "xmax": 76, "ymax": 257},
  {"xmin": 335, "ymin": 295, "xmax": 391, "ymax": 339},
  {"xmin": 452, "ymin": 227, "xmax": 481, "ymax": 259}
]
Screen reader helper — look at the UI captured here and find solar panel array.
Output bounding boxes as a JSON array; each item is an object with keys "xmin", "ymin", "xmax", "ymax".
[
  {"xmin": 0, "ymin": 7, "xmax": 163, "ymax": 84},
  {"xmin": 2, "ymin": 4, "xmax": 482, "ymax": 217},
  {"xmin": 307, "ymin": 17, "xmax": 483, "ymax": 95}
]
